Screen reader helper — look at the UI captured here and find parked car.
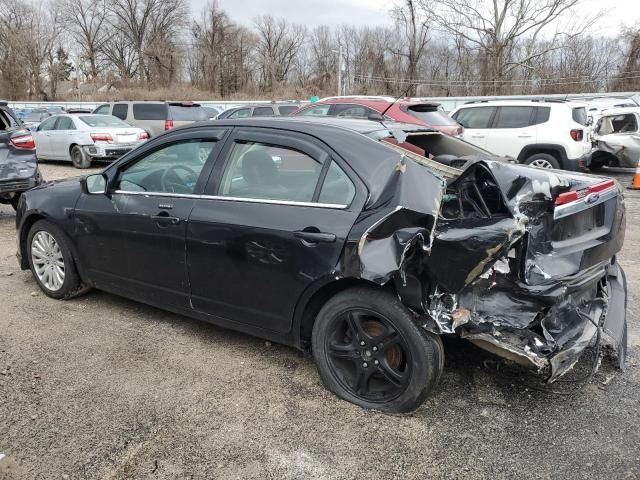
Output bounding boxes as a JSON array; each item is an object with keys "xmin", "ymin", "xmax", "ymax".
[
  {"xmin": 22, "ymin": 111, "xmax": 52, "ymax": 131},
  {"xmin": 291, "ymin": 96, "xmax": 463, "ymax": 136},
  {"xmin": 0, "ymin": 102, "xmax": 43, "ymax": 209},
  {"xmin": 217, "ymin": 103, "xmax": 301, "ymax": 119},
  {"xmin": 92, "ymin": 101, "xmax": 209, "ymax": 137},
  {"xmin": 202, "ymin": 106, "xmax": 220, "ymax": 120},
  {"xmin": 14, "ymin": 108, "xmax": 33, "ymax": 120},
  {"xmin": 15, "ymin": 117, "xmax": 627, "ymax": 413},
  {"xmin": 591, "ymin": 107, "xmax": 640, "ymax": 169},
  {"xmin": 65, "ymin": 107, "xmax": 94, "ymax": 114},
  {"xmin": 449, "ymin": 100, "xmax": 593, "ymax": 170},
  {"xmin": 33, "ymin": 114, "xmax": 149, "ymax": 168}
]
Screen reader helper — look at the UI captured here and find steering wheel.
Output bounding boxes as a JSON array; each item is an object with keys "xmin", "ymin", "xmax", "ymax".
[{"xmin": 160, "ymin": 165, "xmax": 197, "ymax": 193}]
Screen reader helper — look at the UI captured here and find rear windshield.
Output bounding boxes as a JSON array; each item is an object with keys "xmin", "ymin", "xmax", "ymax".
[
  {"xmin": 133, "ymin": 103, "xmax": 167, "ymax": 120},
  {"xmin": 79, "ymin": 115, "xmax": 130, "ymax": 128},
  {"xmin": 572, "ymin": 107, "xmax": 588, "ymax": 126},
  {"xmin": 168, "ymin": 105, "xmax": 209, "ymax": 121},
  {"xmin": 407, "ymin": 105, "xmax": 459, "ymax": 126}
]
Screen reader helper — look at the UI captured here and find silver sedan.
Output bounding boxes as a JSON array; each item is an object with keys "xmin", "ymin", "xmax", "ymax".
[{"xmin": 33, "ymin": 114, "xmax": 149, "ymax": 169}]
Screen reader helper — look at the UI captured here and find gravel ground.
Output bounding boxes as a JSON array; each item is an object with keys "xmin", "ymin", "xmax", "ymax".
[{"xmin": 1, "ymin": 161, "xmax": 639, "ymax": 479}]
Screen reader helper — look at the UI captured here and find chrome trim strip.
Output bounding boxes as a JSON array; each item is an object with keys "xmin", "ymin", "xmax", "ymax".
[
  {"xmin": 113, "ymin": 190, "xmax": 347, "ymax": 209},
  {"xmin": 553, "ymin": 186, "xmax": 618, "ymax": 220}
]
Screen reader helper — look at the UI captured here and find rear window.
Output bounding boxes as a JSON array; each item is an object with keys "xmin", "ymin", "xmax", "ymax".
[
  {"xmin": 407, "ymin": 105, "xmax": 458, "ymax": 126},
  {"xmin": 79, "ymin": 115, "xmax": 130, "ymax": 128},
  {"xmin": 278, "ymin": 105, "xmax": 299, "ymax": 115},
  {"xmin": 572, "ymin": 107, "xmax": 588, "ymax": 126},
  {"xmin": 453, "ymin": 107, "xmax": 496, "ymax": 129},
  {"xmin": 133, "ymin": 103, "xmax": 167, "ymax": 120},
  {"xmin": 168, "ymin": 105, "xmax": 208, "ymax": 121}
]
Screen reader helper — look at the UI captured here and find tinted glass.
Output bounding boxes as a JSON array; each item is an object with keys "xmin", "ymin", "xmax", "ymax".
[
  {"xmin": 252, "ymin": 107, "xmax": 275, "ymax": 117},
  {"xmin": 494, "ymin": 106, "xmax": 535, "ymax": 128},
  {"xmin": 112, "ymin": 104, "xmax": 128, "ymax": 120},
  {"xmin": 117, "ymin": 139, "xmax": 215, "ymax": 194},
  {"xmin": 296, "ymin": 104, "xmax": 331, "ymax": 116},
  {"xmin": 318, "ymin": 161, "xmax": 355, "ymax": 205},
  {"xmin": 132, "ymin": 103, "xmax": 166, "ymax": 120},
  {"xmin": 229, "ymin": 108, "xmax": 251, "ymax": 119},
  {"xmin": 219, "ymin": 142, "xmax": 323, "ymax": 202},
  {"xmin": 94, "ymin": 104, "xmax": 111, "ymax": 114},
  {"xmin": 168, "ymin": 105, "xmax": 208, "ymax": 121},
  {"xmin": 572, "ymin": 107, "xmax": 588, "ymax": 126},
  {"xmin": 453, "ymin": 107, "xmax": 496, "ymax": 128},
  {"xmin": 278, "ymin": 105, "xmax": 298, "ymax": 115},
  {"xmin": 79, "ymin": 115, "xmax": 130, "ymax": 128},
  {"xmin": 534, "ymin": 107, "xmax": 551, "ymax": 124},
  {"xmin": 55, "ymin": 117, "xmax": 75, "ymax": 130},
  {"xmin": 407, "ymin": 106, "xmax": 459, "ymax": 126}
]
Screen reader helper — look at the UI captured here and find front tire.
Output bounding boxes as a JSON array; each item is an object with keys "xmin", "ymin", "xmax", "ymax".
[
  {"xmin": 524, "ymin": 153, "xmax": 560, "ymax": 169},
  {"xmin": 71, "ymin": 145, "xmax": 91, "ymax": 169},
  {"xmin": 312, "ymin": 287, "xmax": 444, "ymax": 413},
  {"xmin": 27, "ymin": 220, "xmax": 90, "ymax": 299}
]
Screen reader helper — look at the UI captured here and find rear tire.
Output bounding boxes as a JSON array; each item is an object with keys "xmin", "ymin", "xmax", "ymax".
[
  {"xmin": 312, "ymin": 287, "xmax": 444, "ymax": 413},
  {"xmin": 524, "ymin": 153, "xmax": 560, "ymax": 169},
  {"xmin": 27, "ymin": 220, "xmax": 90, "ymax": 299},
  {"xmin": 71, "ymin": 145, "xmax": 91, "ymax": 169}
]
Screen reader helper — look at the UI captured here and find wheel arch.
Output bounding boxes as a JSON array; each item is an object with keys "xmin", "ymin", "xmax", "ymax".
[{"xmin": 517, "ymin": 144, "xmax": 568, "ymax": 165}]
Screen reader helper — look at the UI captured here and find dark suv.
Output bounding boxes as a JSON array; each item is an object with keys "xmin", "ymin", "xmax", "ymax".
[{"xmin": 0, "ymin": 102, "xmax": 43, "ymax": 209}]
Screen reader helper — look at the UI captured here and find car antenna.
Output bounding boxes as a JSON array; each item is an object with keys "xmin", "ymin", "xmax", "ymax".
[
  {"xmin": 369, "ymin": 82, "xmax": 414, "ymax": 143},
  {"xmin": 376, "ymin": 82, "xmax": 413, "ymax": 121}
]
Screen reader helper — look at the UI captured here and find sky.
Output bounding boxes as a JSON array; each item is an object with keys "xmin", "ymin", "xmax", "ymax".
[{"xmin": 187, "ymin": 0, "xmax": 640, "ymax": 33}]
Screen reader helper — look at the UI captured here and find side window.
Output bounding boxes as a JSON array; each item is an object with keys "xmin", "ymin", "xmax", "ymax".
[
  {"xmin": 116, "ymin": 139, "xmax": 216, "ymax": 194},
  {"xmin": 229, "ymin": 108, "xmax": 250, "ymax": 119},
  {"xmin": 112, "ymin": 104, "xmax": 128, "ymax": 120},
  {"xmin": 278, "ymin": 105, "xmax": 298, "ymax": 115},
  {"xmin": 318, "ymin": 161, "xmax": 355, "ymax": 206},
  {"xmin": 493, "ymin": 107, "xmax": 535, "ymax": 128},
  {"xmin": 534, "ymin": 107, "xmax": 551, "ymax": 125},
  {"xmin": 252, "ymin": 107, "xmax": 275, "ymax": 117},
  {"xmin": 333, "ymin": 104, "xmax": 375, "ymax": 118},
  {"xmin": 219, "ymin": 141, "xmax": 323, "ymax": 202},
  {"xmin": 37, "ymin": 117, "xmax": 57, "ymax": 131},
  {"xmin": 55, "ymin": 117, "xmax": 75, "ymax": 130},
  {"xmin": 94, "ymin": 104, "xmax": 111, "ymax": 115},
  {"xmin": 453, "ymin": 107, "xmax": 496, "ymax": 129},
  {"xmin": 297, "ymin": 104, "xmax": 331, "ymax": 116}
]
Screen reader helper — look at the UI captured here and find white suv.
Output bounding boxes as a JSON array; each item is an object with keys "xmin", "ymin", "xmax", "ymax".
[{"xmin": 449, "ymin": 100, "xmax": 592, "ymax": 170}]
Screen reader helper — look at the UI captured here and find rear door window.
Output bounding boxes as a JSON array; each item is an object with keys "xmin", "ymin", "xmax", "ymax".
[
  {"xmin": 277, "ymin": 105, "xmax": 299, "ymax": 115},
  {"xmin": 229, "ymin": 108, "xmax": 251, "ymax": 119},
  {"xmin": 453, "ymin": 107, "xmax": 496, "ymax": 128},
  {"xmin": 297, "ymin": 104, "xmax": 331, "ymax": 116},
  {"xmin": 252, "ymin": 107, "xmax": 275, "ymax": 117},
  {"xmin": 112, "ymin": 104, "xmax": 129, "ymax": 120},
  {"xmin": 168, "ymin": 105, "xmax": 209, "ymax": 121},
  {"xmin": 133, "ymin": 103, "xmax": 167, "ymax": 120},
  {"xmin": 493, "ymin": 106, "xmax": 535, "ymax": 128},
  {"xmin": 332, "ymin": 104, "xmax": 376, "ymax": 118}
]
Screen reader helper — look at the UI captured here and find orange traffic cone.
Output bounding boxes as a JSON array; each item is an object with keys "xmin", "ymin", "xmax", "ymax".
[{"xmin": 629, "ymin": 161, "xmax": 640, "ymax": 190}]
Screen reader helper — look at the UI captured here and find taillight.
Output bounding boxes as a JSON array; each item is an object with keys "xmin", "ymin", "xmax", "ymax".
[
  {"xmin": 138, "ymin": 131, "xmax": 149, "ymax": 140},
  {"xmin": 90, "ymin": 133, "xmax": 113, "ymax": 142},
  {"xmin": 554, "ymin": 179, "xmax": 615, "ymax": 206},
  {"xmin": 10, "ymin": 134, "xmax": 36, "ymax": 149},
  {"xmin": 164, "ymin": 120, "xmax": 174, "ymax": 130},
  {"xmin": 570, "ymin": 129, "xmax": 583, "ymax": 141}
]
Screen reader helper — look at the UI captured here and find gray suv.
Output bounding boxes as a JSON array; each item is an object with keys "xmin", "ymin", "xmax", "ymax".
[{"xmin": 93, "ymin": 101, "xmax": 209, "ymax": 137}]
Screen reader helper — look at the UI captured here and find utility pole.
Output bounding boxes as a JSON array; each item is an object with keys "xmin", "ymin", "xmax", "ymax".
[{"xmin": 337, "ymin": 45, "xmax": 343, "ymax": 96}]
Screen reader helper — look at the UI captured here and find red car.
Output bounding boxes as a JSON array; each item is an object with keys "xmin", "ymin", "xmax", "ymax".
[{"xmin": 291, "ymin": 96, "xmax": 464, "ymax": 136}]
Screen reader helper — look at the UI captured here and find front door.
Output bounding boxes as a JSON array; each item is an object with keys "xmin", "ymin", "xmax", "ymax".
[
  {"xmin": 49, "ymin": 116, "xmax": 76, "ymax": 160},
  {"xmin": 453, "ymin": 106, "xmax": 497, "ymax": 149},
  {"xmin": 33, "ymin": 116, "xmax": 57, "ymax": 157},
  {"xmin": 186, "ymin": 128, "xmax": 363, "ymax": 333},
  {"xmin": 484, "ymin": 106, "xmax": 538, "ymax": 157}
]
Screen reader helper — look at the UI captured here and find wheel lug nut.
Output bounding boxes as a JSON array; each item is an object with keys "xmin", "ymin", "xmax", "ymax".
[
  {"xmin": 362, "ymin": 362, "xmax": 368, "ymax": 368},
  {"xmin": 374, "ymin": 360, "xmax": 379, "ymax": 365},
  {"xmin": 372, "ymin": 346, "xmax": 378, "ymax": 352},
  {"xmin": 360, "ymin": 341, "xmax": 366, "ymax": 346}
]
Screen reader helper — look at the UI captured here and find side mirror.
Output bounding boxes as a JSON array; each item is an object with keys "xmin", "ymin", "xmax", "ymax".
[
  {"xmin": 586, "ymin": 116, "xmax": 594, "ymax": 126},
  {"xmin": 85, "ymin": 173, "xmax": 107, "ymax": 194}
]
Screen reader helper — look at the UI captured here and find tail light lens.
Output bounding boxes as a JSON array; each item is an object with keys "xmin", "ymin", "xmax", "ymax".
[
  {"xmin": 138, "ymin": 131, "xmax": 149, "ymax": 140},
  {"xmin": 90, "ymin": 133, "xmax": 113, "ymax": 142},
  {"xmin": 164, "ymin": 120, "xmax": 174, "ymax": 130},
  {"xmin": 554, "ymin": 179, "xmax": 615, "ymax": 206},
  {"xmin": 570, "ymin": 129, "xmax": 584, "ymax": 141},
  {"xmin": 10, "ymin": 134, "xmax": 36, "ymax": 149}
]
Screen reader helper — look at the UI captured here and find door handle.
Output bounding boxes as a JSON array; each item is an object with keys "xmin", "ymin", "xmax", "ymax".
[
  {"xmin": 294, "ymin": 230, "xmax": 336, "ymax": 244},
  {"xmin": 517, "ymin": 134, "xmax": 533, "ymax": 138},
  {"xmin": 471, "ymin": 135, "xmax": 485, "ymax": 138},
  {"xmin": 151, "ymin": 214, "xmax": 180, "ymax": 225}
]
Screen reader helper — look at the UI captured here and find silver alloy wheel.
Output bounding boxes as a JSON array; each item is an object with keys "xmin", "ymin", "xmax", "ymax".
[
  {"xmin": 529, "ymin": 158, "xmax": 554, "ymax": 169},
  {"xmin": 31, "ymin": 231, "xmax": 65, "ymax": 291}
]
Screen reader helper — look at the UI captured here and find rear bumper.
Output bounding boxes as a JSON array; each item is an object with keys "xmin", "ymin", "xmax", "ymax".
[
  {"xmin": 0, "ymin": 168, "xmax": 42, "ymax": 198},
  {"xmin": 83, "ymin": 144, "xmax": 138, "ymax": 160},
  {"xmin": 563, "ymin": 151, "xmax": 592, "ymax": 171}
]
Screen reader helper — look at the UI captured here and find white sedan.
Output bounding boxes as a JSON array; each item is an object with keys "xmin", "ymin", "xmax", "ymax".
[{"xmin": 33, "ymin": 114, "xmax": 149, "ymax": 169}]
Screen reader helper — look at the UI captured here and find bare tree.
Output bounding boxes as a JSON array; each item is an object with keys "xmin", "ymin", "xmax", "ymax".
[{"xmin": 390, "ymin": 0, "xmax": 429, "ymax": 96}]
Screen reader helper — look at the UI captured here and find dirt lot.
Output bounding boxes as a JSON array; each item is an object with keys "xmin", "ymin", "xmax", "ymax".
[{"xmin": 1, "ymin": 161, "xmax": 639, "ymax": 479}]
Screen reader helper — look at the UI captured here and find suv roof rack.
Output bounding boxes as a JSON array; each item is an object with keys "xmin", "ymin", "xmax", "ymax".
[{"xmin": 319, "ymin": 95, "xmax": 397, "ymax": 102}]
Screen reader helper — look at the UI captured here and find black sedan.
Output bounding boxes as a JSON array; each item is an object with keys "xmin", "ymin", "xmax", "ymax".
[{"xmin": 15, "ymin": 118, "xmax": 628, "ymax": 412}]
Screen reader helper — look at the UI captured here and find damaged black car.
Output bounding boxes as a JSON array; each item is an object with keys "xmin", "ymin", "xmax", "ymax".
[{"xmin": 15, "ymin": 117, "xmax": 627, "ymax": 413}]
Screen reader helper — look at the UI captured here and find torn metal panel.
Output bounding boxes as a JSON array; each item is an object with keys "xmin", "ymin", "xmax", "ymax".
[{"xmin": 594, "ymin": 134, "xmax": 640, "ymax": 168}]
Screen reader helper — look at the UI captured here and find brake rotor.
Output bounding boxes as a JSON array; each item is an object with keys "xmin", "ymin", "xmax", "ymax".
[{"xmin": 363, "ymin": 319, "xmax": 403, "ymax": 369}]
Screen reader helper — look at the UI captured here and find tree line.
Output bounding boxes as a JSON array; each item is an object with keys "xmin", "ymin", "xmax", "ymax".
[{"xmin": 1, "ymin": 0, "xmax": 639, "ymax": 101}]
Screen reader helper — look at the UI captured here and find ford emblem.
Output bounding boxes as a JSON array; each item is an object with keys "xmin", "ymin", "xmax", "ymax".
[{"xmin": 585, "ymin": 193, "xmax": 600, "ymax": 204}]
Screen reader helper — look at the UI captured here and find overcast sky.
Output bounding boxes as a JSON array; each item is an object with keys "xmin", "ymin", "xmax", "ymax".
[{"xmin": 188, "ymin": 0, "xmax": 639, "ymax": 34}]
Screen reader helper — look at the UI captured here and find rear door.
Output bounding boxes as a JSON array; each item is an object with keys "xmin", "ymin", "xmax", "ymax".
[
  {"xmin": 452, "ymin": 106, "xmax": 496, "ymax": 149},
  {"xmin": 186, "ymin": 127, "xmax": 364, "ymax": 333},
  {"xmin": 484, "ymin": 106, "xmax": 539, "ymax": 157}
]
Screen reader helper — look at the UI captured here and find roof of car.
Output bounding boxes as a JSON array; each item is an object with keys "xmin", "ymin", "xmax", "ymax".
[
  {"xmin": 598, "ymin": 107, "xmax": 640, "ymax": 116},
  {"xmin": 456, "ymin": 99, "xmax": 587, "ymax": 108}
]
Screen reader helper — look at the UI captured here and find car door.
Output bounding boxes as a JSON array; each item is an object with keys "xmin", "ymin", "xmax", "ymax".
[
  {"xmin": 451, "ymin": 106, "xmax": 497, "ymax": 149},
  {"xmin": 49, "ymin": 116, "xmax": 76, "ymax": 160},
  {"xmin": 484, "ymin": 106, "xmax": 538, "ymax": 157},
  {"xmin": 33, "ymin": 116, "xmax": 57, "ymax": 157},
  {"xmin": 73, "ymin": 127, "xmax": 228, "ymax": 309},
  {"xmin": 186, "ymin": 127, "xmax": 364, "ymax": 334}
]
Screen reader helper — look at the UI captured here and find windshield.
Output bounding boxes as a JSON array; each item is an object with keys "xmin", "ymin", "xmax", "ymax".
[
  {"xmin": 168, "ymin": 105, "xmax": 209, "ymax": 121},
  {"xmin": 407, "ymin": 105, "xmax": 459, "ymax": 126},
  {"xmin": 79, "ymin": 115, "xmax": 131, "ymax": 128}
]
